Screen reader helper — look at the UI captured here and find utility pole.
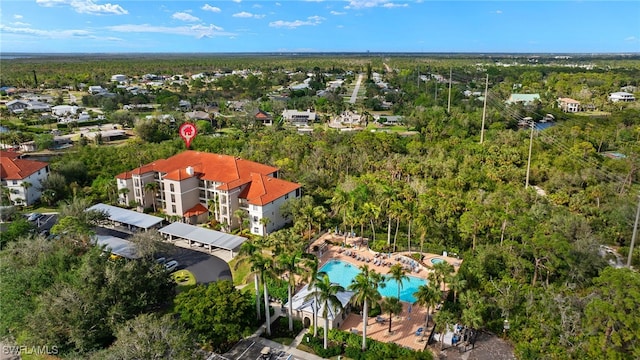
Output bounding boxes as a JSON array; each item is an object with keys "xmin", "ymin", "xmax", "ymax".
[
  {"xmin": 628, "ymin": 194, "xmax": 640, "ymax": 268},
  {"xmin": 447, "ymin": 67, "xmax": 452, "ymax": 112},
  {"xmin": 480, "ymin": 74, "xmax": 489, "ymax": 144},
  {"xmin": 525, "ymin": 121, "xmax": 535, "ymax": 189}
]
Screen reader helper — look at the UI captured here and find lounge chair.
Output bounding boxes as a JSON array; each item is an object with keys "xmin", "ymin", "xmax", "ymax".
[
  {"xmin": 415, "ymin": 327, "xmax": 424, "ymax": 336},
  {"xmin": 376, "ymin": 316, "xmax": 386, "ymax": 323}
]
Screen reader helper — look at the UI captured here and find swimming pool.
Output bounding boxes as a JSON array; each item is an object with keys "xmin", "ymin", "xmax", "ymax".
[
  {"xmin": 319, "ymin": 259, "xmax": 427, "ymax": 303},
  {"xmin": 430, "ymin": 258, "xmax": 445, "ymax": 265}
]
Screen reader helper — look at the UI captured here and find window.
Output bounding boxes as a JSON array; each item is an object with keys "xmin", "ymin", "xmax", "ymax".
[
  {"xmin": 171, "ymin": 205, "xmax": 177, "ymax": 213},
  {"xmin": 12, "ymin": 180, "xmax": 17, "ymax": 185},
  {"xmin": 170, "ymin": 183, "xmax": 175, "ymax": 192},
  {"xmin": 285, "ymin": 194, "xmax": 289, "ymax": 200},
  {"xmin": 296, "ymin": 188, "xmax": 300, "ymax": 197},
  {"xmin": 134, "ymin": 179, "xmax": 140, "ymax": 187},
  {"xmin": 220, "ymin": 195, "xmax": 227, "ymax": 203},
  {"xmin": 171, "ymin": 194, "xmax": 175, "ymax": 203},
  {"xmin": 221, "ymin": 206, "xmax": 227, "ymax": 215},
  {"xmin": 253, "ymin": 216, "xmax": 258, "ymax": 222},
  {"xmin": 254, "ymin": 227, "xmax": 259, "ymax": 233},
  {"xmin": 135, "ymin": 189, "xmax": 140, "ymax": 196}
]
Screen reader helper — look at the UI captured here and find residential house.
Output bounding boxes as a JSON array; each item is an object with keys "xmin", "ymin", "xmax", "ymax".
[
  {"xmin": 282, "ymin": 109, "xmax": 317, "ymax": 126},
  {"xmin": 506, "ymin": 93, "xmax": 541, "ymax": 106},
  {"xmin": 178, "ymin": 100, "xmax": 192, "ymax": 110},
  {"xmin": 111, "ymin": 74, "xmax": 128, "ymax": 83},
  {"xmin": 286, "ymin": 284, "xmax": 354, "ymax": 330},
  {"xmin": 0, "ymin": 150, "xmax": 49, "ymax": 206},
  {"xmin": 115, "ymin": 151, "xmax": 301, "ymax": 236},
  {"xmin": 253, "ymin": 109, "xmax": 273, "ymax": 126},
  {"xmin": 185, "ymin": 111, "xmax": 211, "ymax": 121},
  {"xmin": 88, "ymin": 86, "xmax": 106, "ymax": 95},
  {"xmin": 6, "ymin": 100, "xmax": 51, "ymax": 114},
  {"xmin": 558, "ymin": 97, "xmax": 581, "ymax": 112},
  {"xmin": 52, "ymin": 105, "xmax": 79, "ymax": 117},
  {"xmin": 609, "ymin": 92, "xmax": 635, "ymax": 102}
]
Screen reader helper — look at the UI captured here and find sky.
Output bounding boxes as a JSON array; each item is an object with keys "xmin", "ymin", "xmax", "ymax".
[{"xmin": 0, "ymin": 0, "xmax": 639, "ymax": 54}]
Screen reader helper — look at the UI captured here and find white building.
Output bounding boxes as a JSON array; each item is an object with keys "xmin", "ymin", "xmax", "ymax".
[
  {"xmin": 558, "ymin": 97, "xmax": 581, "ymax": 112},
  {"xmin": 286, "ymin": 284, "xmax": 354, "ymax": 330},
  {"xmin": 116, "ymin": 151, "xmax": 301, "ymax": 236},
  {"xmin": 0, "ymin": 150, "xmax": 50, "ymax": 206},
  {"xmin": 609, "ymin": 92, "xmax": 635, "ymax": 102},
  {"xmin": 282, "ymin": 109, "xmax": 317, "ymax": 126},
  {"xmin": 111, "ymin": 74, "xmax": 128, "ymax": 83},
  {"xmin": 52, "ymin": 105, "xmax": 79, "ymax": 117}
]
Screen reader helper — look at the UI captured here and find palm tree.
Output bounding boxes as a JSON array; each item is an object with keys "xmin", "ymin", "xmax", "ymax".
[
  {"xmin": 234, "ymin": 209, "xmax": 247, "ymax": 233},
  {"xmin": 234, "ymin": 240, "xmax": 268, "ymax": 320},
  {"xmin": 278, "ymin": 251, "xmax": 302, "ymax": 332},
  {"xmin": 388, "ymin": 263, "xmax": 408, "ymax": 300},
  {"xmin": 380, "ymin": 296, "xmax": 403, "ymax": 334},
  {"xmin": 413, "ymin": 282, "xmax": 441, "ymax": 341},
  {"xmin": 433, "ymin": 261, "xmax": 455, "ymax": 293},
  {"xmin": 329, "ymin": 189, "xmax": 351, "ymax": 234},
  {"xmin": 448, "ymin": 273, "xmax": 467, "ymax": 304},
  {"xmin": 362, "ymin": 202, "xmax": 381, "ymax": 242},
  {"xmin": 144, "ymin": 182, "xmax": 159, "ymax": 212},
  {"xmin": 301, "ymin": 254, "xmax": 324, "ymax": 337},
  {"xmin": 433, "ymin": 309, "xmax": 455, "ymax": 350},
  {"xmin": 348, "ymin": 265, "xmax": 385, "ymax": 351},
  {"xmin": 21, "ymin": 181, "xmax": 32, "ymax": 204},
  {"xmin": 259, "ymin": 217, "xmax": 270, "ymax": 237},
  {"xmin": 305, "ymin": 274, "xmax": 344, "ymax": 349}
]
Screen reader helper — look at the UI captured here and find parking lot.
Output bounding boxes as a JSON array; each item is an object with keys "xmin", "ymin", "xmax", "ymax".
[{"xmin": 211, "ymin": 339, "xmax": 303, "ymax": 360}]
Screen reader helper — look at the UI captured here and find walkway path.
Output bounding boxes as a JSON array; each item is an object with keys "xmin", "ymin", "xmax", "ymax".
[{"xmin": 349, "ymin": 73, "xmax": 363, "ymax": 104}]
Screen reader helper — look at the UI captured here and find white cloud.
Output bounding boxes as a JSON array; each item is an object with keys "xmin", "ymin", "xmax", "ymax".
[
  {"xmin": 172, "ymin": 12, "xmax": 200, "ymax": 22},
  {"xmin": 494, "ymin": 10, "xmax": 503, "ymax": 14},
  {"xmin": 269, "ymin": 15, "xmax": 325, "ymax": 29},
  {"xmin": 233, "ymin": 11, "xmax": 265, "ymax": 19},
  {"xmin": 0, "ymin": 24, "xmax": 90, "ymax": 38},
  {"xmin": 345, "ymin": 0, "xmax": 390, "ymax": 9},
  {"xmin": 624, "ymin": 36, "xmax": 637, "ymax": 42},
  {"xmin": 36, "ymin": 0, "xmax": 128, "ymax": 15},
  {"xmin": 330, "ymin": 11, "xmax": 346, "ymax": 15},
  {"xmin": 252, "ymin": 4, "xmax": 262, "ymax": 8},
  {"xmin": 12, "ymin": 21, "xmax": 31, "ymax": 26},
  {"xmin": 107, "ymin": 23, "xmax": 233, "ymax": 39},
  {"xmin": 13, "ymin": 14, "xmax": 23, "ymax": 19},
  {"xmin": 382, "ymin": 3, "xmax": 408, "ymax": 8},
  {"xmin": 202, "ymin": 4, "xmax": 221, "ymax": 13},
  {"xmin": 275, "ymin": 2, "xmax": 281, "ymax": 6},
  {"xmin": 232, "ymin": 0, "xmax": 241, "ymax": 2}
]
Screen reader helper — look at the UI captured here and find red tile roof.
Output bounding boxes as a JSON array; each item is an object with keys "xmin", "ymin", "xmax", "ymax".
[
  {"xmin": 239, "ymin": 173, "xmax": 301, "ymax": 206},
  {"xmin": 0, "ymin": 150, "xmax": 48, "ymax": 180},
  {"xmin": 184, "ymin": 203, "xmax": 208, "ymax": 217}
]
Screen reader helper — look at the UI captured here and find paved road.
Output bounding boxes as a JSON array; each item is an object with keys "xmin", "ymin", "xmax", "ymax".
[{"xmin": 349, "ymin": 73, "xmax": 363, "ymax": 103}]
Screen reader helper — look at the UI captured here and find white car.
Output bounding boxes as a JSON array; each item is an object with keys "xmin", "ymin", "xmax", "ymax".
[
  {"xmin": 155, "ymin": 257, "xmax": 167, "ymax": 264},
  {"xmin": 164, "ymin": 260, "xmax": 179, "ymax": 272},
  {"xmin": 27, "ymin": 213, "xmax": 44, "ymax": 222}
]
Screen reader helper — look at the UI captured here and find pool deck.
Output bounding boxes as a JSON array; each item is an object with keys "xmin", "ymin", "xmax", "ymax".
[{"xmin": 310, "ymin": 232, "xmax": 463, "ymax": 352}]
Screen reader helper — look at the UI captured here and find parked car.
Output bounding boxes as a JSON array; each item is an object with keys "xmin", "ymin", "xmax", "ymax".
[
  {"xmin": 155, "ymin": 257, "xmax": 167, "ymax": 264},
  {"xmin": 164, "ymin": 260, "xmax": 179, "ymax": 272},
  {"xmin": 27, "ymin": 212, "xmax": 43, "ymax": 221}
]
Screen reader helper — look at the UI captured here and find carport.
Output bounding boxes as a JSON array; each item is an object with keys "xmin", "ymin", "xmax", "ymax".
[
  {"xmin": 94, "ymin": 235, "xmax": 140, "ymax": 259},
  {"xmin": 88, "ymin": 203, "xmax": 164, "ymax": 232},
  {"xmin": 159, "ymin": 222, "xmax": 247, "ymax": 257}
]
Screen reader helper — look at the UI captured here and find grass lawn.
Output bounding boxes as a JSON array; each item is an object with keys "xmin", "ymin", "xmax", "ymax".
[
  {"xmin": 172, "ymin": 269, "xmax": 196, "ymax": 293},
  {"xmin": 229, "ymin": 257, "xmax": 252, "ymax": 286}
]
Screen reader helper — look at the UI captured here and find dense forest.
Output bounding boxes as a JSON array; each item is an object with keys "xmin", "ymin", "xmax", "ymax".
[{"xmin": 1, "ymin": 55, "xmax": 640, "ymax": 359}]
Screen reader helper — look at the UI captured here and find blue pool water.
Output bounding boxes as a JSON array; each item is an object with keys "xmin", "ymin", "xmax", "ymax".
[
  {"xmin": 430, "ymin": 258, "xmax": 445, "ymax": 265},
  {"xmin": 319, "ymin": 259, "xmax": 427, "ymax": 303}
]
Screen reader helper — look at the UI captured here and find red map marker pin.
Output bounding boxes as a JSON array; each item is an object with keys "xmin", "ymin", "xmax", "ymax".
[{"xmin": 179, "ymin": 122, "xmax": 197, "ymax": 149}]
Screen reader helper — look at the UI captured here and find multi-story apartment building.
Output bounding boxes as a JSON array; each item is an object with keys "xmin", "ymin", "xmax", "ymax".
[
  {"xmin": 116, "ymin": 151, "xmax": 301, "ymax": 236},
  {"xmin": 0, "ymin": 150, "xmax": 50, "ymax": 206}
]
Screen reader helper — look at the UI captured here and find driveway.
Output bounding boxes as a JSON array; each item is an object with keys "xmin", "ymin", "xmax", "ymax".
[
  {"xmin": 93, "ymin": 226, "xmax": 231, "ymax": 284},
  {"xmin": 160, "ymin": 244, "xmax": 231, "ymax": 283}
]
